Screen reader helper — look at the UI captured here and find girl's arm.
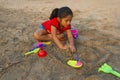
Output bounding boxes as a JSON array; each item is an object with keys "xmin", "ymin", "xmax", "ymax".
[
  {"xmin": 51, "ymin": 25, "xmax": 64, "ymax": 49},
  {"xmin": 67, "ymin": 29, "xmax": 74, "ymax": 46},
  {"xmin": 67, "ymin": 29, "xmax": 76, "ymax": 52}
]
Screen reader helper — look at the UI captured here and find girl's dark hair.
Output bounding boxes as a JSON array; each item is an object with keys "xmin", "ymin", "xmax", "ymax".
[{"xmin": 49, "ymin": 6, "xmax": 73, "ymax": 20}]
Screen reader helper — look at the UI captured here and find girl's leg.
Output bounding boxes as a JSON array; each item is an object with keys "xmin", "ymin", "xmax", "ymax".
[
  {"xmin": 47, "ymin": 33, "xmax": 66, "ymax": 41},
  {"xmin": 34, "ymin": 28, "xmax": 66, "ymax": 41},
  {"xmin": 34, "ymin": 28, "xmax": 51, "ymax": 41}
]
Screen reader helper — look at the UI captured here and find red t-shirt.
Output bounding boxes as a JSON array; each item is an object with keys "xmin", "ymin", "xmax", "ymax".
[{"xmin": 42, "ymin": 18, "xmax": 71, "ymax": 33}]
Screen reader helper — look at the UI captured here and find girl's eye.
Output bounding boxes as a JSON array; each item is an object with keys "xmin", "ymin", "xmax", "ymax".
[
  {"xmin": 66, "ymin": 19, "xmax": 69, "ymax": 22},
  {"xmin": 66, "ymin": 20, "xmax": 68, "ymax": 22},
  {"xmin": 66, "ymin": 20, "xmax": 71, "ymax": 23}
]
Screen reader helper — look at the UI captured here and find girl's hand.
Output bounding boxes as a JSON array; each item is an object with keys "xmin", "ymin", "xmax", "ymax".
[
  {"xmin": 69, "ymin": 45, "xmax": 76, "ymax": 52},
  {"xmin": 61, "ymin": 44, "xmax": 69, "ymax": 50}
]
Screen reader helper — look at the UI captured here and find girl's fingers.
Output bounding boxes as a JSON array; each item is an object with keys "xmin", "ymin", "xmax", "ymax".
[{"xmin": 70, "ymin": 46, "xmax": 76, "ymax": 52}]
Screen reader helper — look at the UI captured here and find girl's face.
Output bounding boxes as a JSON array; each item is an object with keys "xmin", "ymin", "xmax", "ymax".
[{"xmin": 59, "ymin": 15, "xmax": 73, "ymax": 27}]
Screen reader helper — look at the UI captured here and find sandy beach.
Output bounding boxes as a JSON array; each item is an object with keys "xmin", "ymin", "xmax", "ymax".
[{"xmin": 0, "ymin": 0, "xmax": 120, "ymax": 80}]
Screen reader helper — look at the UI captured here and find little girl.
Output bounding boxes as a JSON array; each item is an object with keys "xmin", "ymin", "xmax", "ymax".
[{"xmin": 34, "ymin": 6, "xmax": 76, "ymax": 52}]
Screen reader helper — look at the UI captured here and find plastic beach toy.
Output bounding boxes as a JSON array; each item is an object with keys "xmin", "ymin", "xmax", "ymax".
[
  {"xmin": 67, "ymin": 51, "xmax": 83, "ymax": 68},
  {"xmin": 34, "ymin": 41, "xmax": 51, "ymax": 47},
  {"xmin": 25, "ymin": 41, "xmax": 51, "ymax": 57},
  {"xmin": 67, "ymin": 60, "xmax": 83, "ymax": 68},
  {"xmin": 98, "ymin": 63, "xmax": 120, "ymax": 78},
  {"xmin": 37, "ymin": 48, "xmax": 47, "ymax": 58},
  {"xmin": 25, "ymin": 48, "xmax": 40, "ymax": 56},
  {"xmin": 71, "ymin": 29, "xmax": 78, "ymax": 39}
]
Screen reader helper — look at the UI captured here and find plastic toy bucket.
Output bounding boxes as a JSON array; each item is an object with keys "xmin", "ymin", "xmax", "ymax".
[
  {"xmin": 37, "ymin": 49, "xmax": 47, "ymax": 58},
  {"xmin": 71, "ymin": 29, "xmax": 78, "ymax": 39}
]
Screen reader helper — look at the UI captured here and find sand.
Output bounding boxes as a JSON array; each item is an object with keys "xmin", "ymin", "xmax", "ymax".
[{"xmin": 0, "ymin": 0, "xmax": 120, "ymax": 80}]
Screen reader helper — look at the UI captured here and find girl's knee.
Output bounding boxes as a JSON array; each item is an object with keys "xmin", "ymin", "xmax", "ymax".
[
  {"xmin": 34, "ymin": 29, "xmax": 43, "ymax": 39},
  {"xmin": 34, "ymin": 32, "xmax": 40, "ymax": 41},
  {"xmin": 47, "ymin": 34, "xmax": 52, "ymax": 39}
]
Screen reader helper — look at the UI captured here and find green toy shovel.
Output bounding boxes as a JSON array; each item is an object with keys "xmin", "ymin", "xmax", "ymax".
[
  {"xmin": 25, "ymin": 48, "xmax": 40, "ymax": 55},
  {"xmin": 98, "ymin": 63, "xmax": 120, "ymax": 78}
]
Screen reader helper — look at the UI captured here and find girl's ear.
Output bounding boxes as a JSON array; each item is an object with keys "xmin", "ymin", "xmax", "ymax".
[{"xmin": 57, "ymin": 17, "xmax": 61, "ymax": 22}]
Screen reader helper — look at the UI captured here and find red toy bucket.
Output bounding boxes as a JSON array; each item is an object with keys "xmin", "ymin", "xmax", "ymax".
[{"xmin": 37, "ymin": 49, "xmax": 47, "ymax": 58}]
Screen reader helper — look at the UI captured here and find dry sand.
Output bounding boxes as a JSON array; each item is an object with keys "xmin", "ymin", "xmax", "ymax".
[{"xmin": 0, "ymin": 0, "xmax": 120, "ymax": 80}]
